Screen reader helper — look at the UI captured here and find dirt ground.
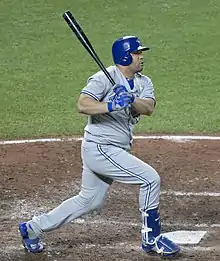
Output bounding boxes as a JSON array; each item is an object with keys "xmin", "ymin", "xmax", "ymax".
[{"xmin": 0, "ymin": 137, "xmax": 220, "ymax": 261}]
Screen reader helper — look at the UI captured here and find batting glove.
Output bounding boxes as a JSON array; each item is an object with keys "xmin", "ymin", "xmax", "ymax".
[
  {"xmin": 107, "ymin": 92, "xmax": 135, "ymax": 112},
  {"xmin": 113, "ymin": 84, "xmax": 135, "ymax": 103},
  {"xmin": 113, "ymin": 84, "xmax": 128, "ymax": 96}
]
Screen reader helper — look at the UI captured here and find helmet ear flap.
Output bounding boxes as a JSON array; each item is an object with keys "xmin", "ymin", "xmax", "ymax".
[{"xmin": 120, "ymin": 52, "xmax": 133, "ymax": 66}]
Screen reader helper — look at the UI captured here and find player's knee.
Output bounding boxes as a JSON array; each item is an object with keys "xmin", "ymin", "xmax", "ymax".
[
  {"xmin": 142, "ymin": 169, "xmax": 160, "ymax": 188},
  {"xmin": 89, "ymin": 198, "xmax": 105, "ymax": 211},
  {"xmin": 153, "ymin": 171, "xmax": 161, "ymax": 187},
  {"xmin": 77, "ymin": 192, "xmax": 104, "ymax": 211}
]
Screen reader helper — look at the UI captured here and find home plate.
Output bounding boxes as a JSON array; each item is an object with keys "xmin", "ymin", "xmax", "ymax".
[{"xmin": 162, "ymin": 231, "xmax": 207, "ymax": 244}]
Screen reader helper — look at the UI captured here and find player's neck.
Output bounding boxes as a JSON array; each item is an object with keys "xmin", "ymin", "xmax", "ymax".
[{"xmin": 117, "ymin": 65, "xmax": 134, "ymax": 80}]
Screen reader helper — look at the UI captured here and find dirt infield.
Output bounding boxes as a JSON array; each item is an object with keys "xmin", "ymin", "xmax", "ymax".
[{"xmin": 0, "ymin": 138, "xmax": 220, "ymax": 261}]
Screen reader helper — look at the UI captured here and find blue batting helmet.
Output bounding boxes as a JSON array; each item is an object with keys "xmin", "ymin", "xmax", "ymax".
[{"xmin": 112, "ymin": 36, "xmax": 150, "ymax": 66}]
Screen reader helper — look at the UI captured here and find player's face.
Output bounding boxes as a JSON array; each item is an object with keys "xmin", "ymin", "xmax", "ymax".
[{"xmin": 130, "ymin": 50, "xmax": 144, "ymax": 73}]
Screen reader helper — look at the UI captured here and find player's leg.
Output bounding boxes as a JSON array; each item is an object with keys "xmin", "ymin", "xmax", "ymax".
[
  {"xmin": 83, "ymin": 142, "xmax": 180, "ymax": 257},
  {"xmin": 83, "ymin": 142, "xmax": 160, "ymax": 208},
  {"xmin": 30, "ymin": 166, "xmax": 112, "ymax": 232},
  {"xmin": 19, "ymin": 159, "xmax": 112, "ymax": 253}
]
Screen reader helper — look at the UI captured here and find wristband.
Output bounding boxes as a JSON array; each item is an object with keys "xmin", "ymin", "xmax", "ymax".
[
  {"xmin": 107, "ymin": 102, "xmax": 113, "ymax": 112},
  {"xmin": 131, "ymin": 94, "xmax": 135, "ymax": 103}
]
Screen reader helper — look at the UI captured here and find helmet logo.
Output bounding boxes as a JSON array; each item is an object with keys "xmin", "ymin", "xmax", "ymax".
[{"xmin": 123, "ymin": 42, "xmax": 130, "ymax": 51}]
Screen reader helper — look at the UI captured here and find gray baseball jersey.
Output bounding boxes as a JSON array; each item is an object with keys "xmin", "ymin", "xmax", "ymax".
[{"xmin": 81, "ymin": 65, "xmax": 155, "ymax": 150}]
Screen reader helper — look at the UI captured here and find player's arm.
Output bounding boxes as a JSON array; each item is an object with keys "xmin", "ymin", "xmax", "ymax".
[
  {"xmin": 77, "ymin": 94, "xmax": 109, "ymax": 115},
  {"xmin": 131, "ymin": 97, "xmax": 155, "ymax": 116},
  {"xmin": 78, "ymin": 91, "xmax": 132, "ymax": 115},
  {"xmin": 131, "ymin": 76, "xmax": 156, "ymax": 116}
]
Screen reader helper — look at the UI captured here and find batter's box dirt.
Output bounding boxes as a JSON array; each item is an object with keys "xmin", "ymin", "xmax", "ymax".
[{"xmin": 0, "ymin": 138, "xmax": 220, "ymax": 261}]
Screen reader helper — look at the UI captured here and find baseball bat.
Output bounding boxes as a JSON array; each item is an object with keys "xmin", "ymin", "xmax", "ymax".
[{"xmin": 63, "ymin": 11, "xmax": 116, "ymax": 86}]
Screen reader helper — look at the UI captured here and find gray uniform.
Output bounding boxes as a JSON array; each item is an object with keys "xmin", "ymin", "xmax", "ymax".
[
  {"xmin": 29, "ymin": 65, "xmax": 160, "ymax": 239},
  {"xmin": 82, "ymin": 65, "xmax": 155, "ymax": 150}
]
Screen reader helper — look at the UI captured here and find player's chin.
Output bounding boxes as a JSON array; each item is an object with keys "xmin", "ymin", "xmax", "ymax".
[
  {"xmin": 133, "ymin": 63, "xmax": 144, "ymax": 73},
  {"xmin": 136, "ymin": 67, "xmax": 143, "ymax": 73}
]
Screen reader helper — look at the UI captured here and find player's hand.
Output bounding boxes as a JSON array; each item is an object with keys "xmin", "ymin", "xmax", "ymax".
[
  {"xmin": 113, "ymin": 84, "xmax": 128, "ymax": 96},
  {"xmin": 125, "ymin": 92, "xmax": 135, "ymax": 103},
  {"xmin": 107, "ymin": 92, "xmax": 135, "ymax": 112}
]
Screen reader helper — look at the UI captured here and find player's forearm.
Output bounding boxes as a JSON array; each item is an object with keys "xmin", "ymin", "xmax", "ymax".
[
  {"xmin": 78, "ymin": 96, "xmax": 109, "ymax": 115},
  {"xmin": 132, "ymin": 97, "xmax": 155, "ymax": 116}
]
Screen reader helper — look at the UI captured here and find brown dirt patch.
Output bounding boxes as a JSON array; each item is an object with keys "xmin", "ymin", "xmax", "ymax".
[{"xmin": 0, "ymin": 138, "xmax": 220, "ymax": 261}]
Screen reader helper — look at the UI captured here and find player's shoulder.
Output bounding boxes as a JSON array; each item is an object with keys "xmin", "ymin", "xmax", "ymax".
[
  {"xmin": 87, "ymin": 66, "xmax": 116, "ymax": 83},
  {"xmin": 135, "ymin": 72, "xmax": 153, "ymax": 85}
]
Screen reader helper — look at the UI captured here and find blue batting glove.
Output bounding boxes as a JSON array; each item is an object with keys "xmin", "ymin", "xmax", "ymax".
[
  {"xmin": 108, "ymin": 92, "xmax": 134, "ymax": 112},
  {"xmin": 128, "ymin": 93, "xmax": 135, "ymax": 103},
  {"xmin": 113, "ymin": 84, "xmax": 128, "ymax": 96}
]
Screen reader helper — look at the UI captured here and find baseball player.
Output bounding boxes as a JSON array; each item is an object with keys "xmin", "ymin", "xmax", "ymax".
[{"xmin": 19, "ymin": 36, "xmax": 180, "ymax": 257}]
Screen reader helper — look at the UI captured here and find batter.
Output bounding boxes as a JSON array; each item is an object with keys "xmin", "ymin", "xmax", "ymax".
[{"xmin": 18, "ymin": 36, "xmax": 180, "ymax": 257}]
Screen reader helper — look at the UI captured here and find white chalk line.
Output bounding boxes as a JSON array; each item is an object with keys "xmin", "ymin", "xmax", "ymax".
[
  {"xmin": 1, "ymin": 135, "xmax": 220, "ymax": 145},
  {"xmin": 74, "ymin": 218, "xmax": 220, "ymax": 229},
  {"xmin": 112, "ymin": 189, "xmax": 220, "ymax": 198},
  {"xmin": 161, "ymin": 191, "xmax": 220, "ymax": 197}
]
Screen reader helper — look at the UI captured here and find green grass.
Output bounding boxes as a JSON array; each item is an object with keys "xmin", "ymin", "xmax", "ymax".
[{"xmin": 0, "ymin": 0, "xmax": 220, "ymax": 138}]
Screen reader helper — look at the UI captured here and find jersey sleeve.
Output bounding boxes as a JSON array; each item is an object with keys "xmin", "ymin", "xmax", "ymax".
[
  {"xmin": 81, "ymin": 74, "xmax": 108, "ymax": 101},
  {"xmin": 139, "ymin": 76, "xmax": 156, "ymax": 106}
]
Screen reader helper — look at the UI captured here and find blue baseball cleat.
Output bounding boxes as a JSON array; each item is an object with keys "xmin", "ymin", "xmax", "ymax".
[
  {"xmin": 19, "ymin": 222, "xmax": 44, "ymax": 253},
  {"xmin": 142, "ymin": 235, "xmax": 180, "ymax": 257}
]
